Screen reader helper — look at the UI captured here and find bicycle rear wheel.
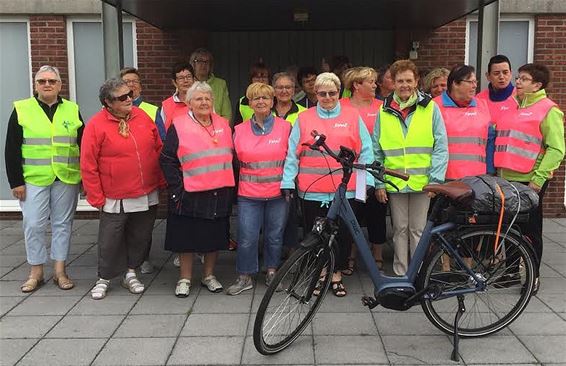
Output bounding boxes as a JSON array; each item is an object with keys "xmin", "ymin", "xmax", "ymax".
[
  {"xmin": 253, "ymin": 244, "xmax": 335, "ymax": 354},
  {"xmin": 419, "ymin": 228, "xmax": 536, "ymax": 337}
]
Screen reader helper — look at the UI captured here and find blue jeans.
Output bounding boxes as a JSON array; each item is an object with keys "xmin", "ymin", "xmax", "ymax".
[{"xmin": 236, "ymin": 196, "xmax": 288, "ymax": 274}]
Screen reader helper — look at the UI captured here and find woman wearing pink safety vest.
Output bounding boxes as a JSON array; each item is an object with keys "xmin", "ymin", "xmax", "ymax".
[
  {"xmin": 281, "ymin": 72, "xmax": 375, "ymax": 297},
  {"xmin": 160, "ymin": 82, "xmax": 235, "ymax": 298},
  {"xmin": 495, "ymin": 63, "xmax": 565, "ymax": 295},
  {"xmin": 226, "ymin": 83, "xmax": 291, "ymax": 295},
  {"xmin": 434, "ymin": 64, "xmax": 495, "ymax": 181},
  {"xmin": 340, "ymin": 67, "xmax": 387, "ymax": 274}
]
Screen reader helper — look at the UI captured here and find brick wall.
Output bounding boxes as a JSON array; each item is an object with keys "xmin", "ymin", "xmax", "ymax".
[{"xmin": 534, "ymin": 15, "xmax": 566, "ymax": 217}]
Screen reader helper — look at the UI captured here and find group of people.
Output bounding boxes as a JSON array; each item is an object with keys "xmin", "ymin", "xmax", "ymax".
[{"xmin": 5, "ymin": 48, "xmax": 564, "ymax": 300}]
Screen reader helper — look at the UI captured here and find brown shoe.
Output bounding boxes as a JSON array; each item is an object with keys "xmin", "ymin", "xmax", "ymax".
[
  {"xmin": 53, "ymin": 274, "xmax": 75, "ymax": 290},
  {"xmin": 21, "ymin": 277, "xmax": 45, "ymax": 293}
]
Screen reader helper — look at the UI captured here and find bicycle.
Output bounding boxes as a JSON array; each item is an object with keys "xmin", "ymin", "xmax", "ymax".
[{"xmin": 253, "ymin": 130, "xmax": 537, "ymax": 361}]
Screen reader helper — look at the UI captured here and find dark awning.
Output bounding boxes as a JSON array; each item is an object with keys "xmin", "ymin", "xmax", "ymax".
[{"xmin": 101, "ymin": 0, "xmax": 497, "ymax": 31}]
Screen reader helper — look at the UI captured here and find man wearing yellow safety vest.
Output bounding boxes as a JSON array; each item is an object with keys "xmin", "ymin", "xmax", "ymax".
[
  {"xmin": 120, "ymin": 67, "xmax": 159, "ymax": 122},
  {"xmin": 4, "ymin": 65, "xmax": 84, "ymax": 293}
]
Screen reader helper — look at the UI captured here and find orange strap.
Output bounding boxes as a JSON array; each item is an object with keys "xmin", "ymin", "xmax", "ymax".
[{"xmin": 494, "ymin": 183, "xmax": 505, "ymax": 254}]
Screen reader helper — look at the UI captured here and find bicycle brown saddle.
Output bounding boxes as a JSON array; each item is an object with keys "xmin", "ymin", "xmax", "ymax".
[{"xmin": 423, "ymin": 181, "xmax": 473, "ymax": 203}]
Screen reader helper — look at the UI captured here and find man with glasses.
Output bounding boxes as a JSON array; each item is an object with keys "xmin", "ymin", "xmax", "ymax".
[
  {"xmin": 120, "ymin": 67, "xmax": 159, "ymax": 123},
  {"xmin": 5, "ymin": 65, "xmax": 84, "ymax": 293},
  {"xmin": 189, "ymin": 48, "xmax": 232, "ymax": 122},
  {"xmin": 476, "ymin": 54, "xmax": 516, "ymax": 124}
]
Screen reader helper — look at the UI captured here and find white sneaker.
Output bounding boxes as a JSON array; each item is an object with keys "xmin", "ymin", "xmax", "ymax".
[
  {"xmin": 201, "ymin": 275, "xmax": 223, "ymax": 293},
  {"xmin": 175, "ymin": 278, "xmax": 191, "ymax": 298},
  {"xmin": 140, "ymin": 260, "xmax": 154, "ymax": 274},
  {"xmin": 173, "ymin": 255, "xmax": 180, "ymax": 267}
]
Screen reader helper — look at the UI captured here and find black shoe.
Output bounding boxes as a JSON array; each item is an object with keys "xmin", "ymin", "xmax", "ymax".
[
  {"xmin": 521, "ymin": 277, "xmax": 539, "ymax": 296},
  {"xmin": 493, "ymin": 274, "xmax": 522, "ymax": 289}
]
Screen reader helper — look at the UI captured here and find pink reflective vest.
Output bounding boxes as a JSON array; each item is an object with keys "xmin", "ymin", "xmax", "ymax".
[
  {"xmin": 476, "ymin": 88, "xmax": 516, "ymax": 124},
  {"xmin": 173, "ymin": 112, "xmax": 235, "ymax": 192},
  {"xmin": 234, "ymin": 117, "xmax": 291, "ymax": 199},
  {"xmin": 162, "ymin": 96, "xmax": 188, "ymax": 132},
  {"xmin": 494, "ymin": 97, "xmax": 556, "ymax": 173},
  {"xmin": 296, "ymin": 105, "xmax": 361, "ymax": 194},
  {"xmin": 339, "ymin": 98, "xmax": 383, "ymax": 135},
  {"xmin": 434, "ymin": 95, "xmax": 491, "ymax": 179}
]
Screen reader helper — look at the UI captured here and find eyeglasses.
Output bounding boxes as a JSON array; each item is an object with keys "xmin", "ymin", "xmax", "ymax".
[
  {"xmin": 275, "ymin": 85, "xmax": 294, "ymax": 91},
  {"xmin": 316, "ymin": 91, "xmax": 338, "ymax": 98},
  {"xmin": 176, "ymin": 74, "xmax": 194, "ymax": 82},
  {"xmin": 112, "ymin": 90, "xmax": 134, "ymax": 102},
  {"xmin": 251, "ymin": 96, "xmax": 271, "ymax": 101},
  {"xmin": 36, "ymin": 79, "xmax": 59, "ymax": 85},
  {"xmin": 193, "ymin": 59, "xmax": 210, "ymax": 64},
  {"xmin": 515, "ymin": 76, "xmax": 533, "ymax": 83},
  {"xmin": 124, "ymin": 79, "xmax": 141, "ymax": 85},
  {"xmin": 459, "ymin": 79, "xmax": 478, "ymax": 85}
]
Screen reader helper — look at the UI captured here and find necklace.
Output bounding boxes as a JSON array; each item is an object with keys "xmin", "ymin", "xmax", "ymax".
[{"xmin": 192, "ymin": 113, "xmax": 218, "ymax": 144}]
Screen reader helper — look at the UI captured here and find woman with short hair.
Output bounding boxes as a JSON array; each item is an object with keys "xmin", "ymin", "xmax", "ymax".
[{"xmin": 272, "ymin": 72, "xmax": 306, "ymax": 125}]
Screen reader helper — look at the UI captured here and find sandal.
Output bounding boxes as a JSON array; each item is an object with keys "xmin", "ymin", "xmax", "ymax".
[
  {"xmin": 175, "ymin": 278, "xmax": 191, "ymax": 298},
  {"xmin": 331, "ymin": 280, "xmax": 347, "ymax": 297},
  {"xmin": 342, "ymin": 257, "xmax": 355, "ymax": 276},
  {"xmin": 312, "ymin": 275, "xmax": 326, "ymax": 297},
  {"xmin": 53, "ymin": 274, "xmax": 75, "ymax": 290},
  {"xmin": 91, "ymin": 279, "xmax": 110, "ymax": 300},
  {"xmin": 122, "ymin": 274, "xmax": 145, "ymax": 294},
  {"xmin": 21, "ymin": 277, "xmax": 44, "ymax": 293}
]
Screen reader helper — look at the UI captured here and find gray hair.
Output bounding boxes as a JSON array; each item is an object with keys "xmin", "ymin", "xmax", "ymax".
[
  {"xmin": 189, "ymin": 48, "xmax": 214, "ymax": 72},
  {"xmin": 272, "ymin": 72, "xmax": 295, "ymax": 87},
  {"xmin": 99, "ymin": 78, "xmax": 128, "ymax": 107},
  {"xmin": 35, "ymin": 65, "xmax": 61, "ymax": 82},
  {"xmin": 314, "ymin": 72, "xmax": 341, "ymax": 92},
  {"xmin": 185, "ymin": 81, "xmax": 214, "ymax": 103}
]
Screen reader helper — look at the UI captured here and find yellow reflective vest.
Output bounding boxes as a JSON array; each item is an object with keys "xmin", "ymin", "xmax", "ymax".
[
  {"xmin": 14, "ymin": 97, "xmax": 82, "ymax": 186},
  {"xmin": 138, "ymin": 101, "xmax": 158, "ymax": 122},
  {"xmin": 378, "ymin": 103, "xmax": 434, "ymax": 192}
]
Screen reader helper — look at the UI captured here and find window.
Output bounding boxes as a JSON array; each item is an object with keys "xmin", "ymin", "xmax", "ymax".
[
  {"xmin": 67, "ymin": 18, "xmax": 136, "ymax": 122},
  {"xmin": 466, "ymin": 16, "xmax": 534, "ymax": 72},
  {"xmin": 0, "ymin": 18, "xmax": 31, "ymax": 208}
]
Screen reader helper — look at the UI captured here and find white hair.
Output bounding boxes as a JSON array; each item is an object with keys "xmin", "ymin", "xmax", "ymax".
[
  {"xmin": 35, "ymin": 65, "xmax": 61, "ymax": 82},
  {"xmin": 314, "ymin": 72, "xmax": 341, "ymax": 91},
  {"xmin": 185, "ymin": 81, "xmax": 214, "ymax": 103}
]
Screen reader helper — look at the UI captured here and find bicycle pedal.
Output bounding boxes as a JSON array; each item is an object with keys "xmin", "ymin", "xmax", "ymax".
[{"xmin": 361, "ymin": 296, "xmax": 379, "ymax": 309}]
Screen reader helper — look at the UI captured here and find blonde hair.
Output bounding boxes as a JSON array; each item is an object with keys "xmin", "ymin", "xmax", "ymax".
[
  {"xmin": 422, "ymin": 68, "xmax": 450, "ymax": 94},
  {"xmin": 343, "ymin": 67, "xmax": 377, "ymax": 92},
  {"xmin": 314, "ymin": 72, "xmax": 341, "ymax": 92},
  {"xmin": 246, "ymin": 82, "xmax": 274, "ymax": 100}
]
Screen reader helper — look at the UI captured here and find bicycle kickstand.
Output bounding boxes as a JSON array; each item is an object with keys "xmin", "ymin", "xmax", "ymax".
[{"xmin": 451, "ymin": 295, "xmax": 466, "ymax": 362}]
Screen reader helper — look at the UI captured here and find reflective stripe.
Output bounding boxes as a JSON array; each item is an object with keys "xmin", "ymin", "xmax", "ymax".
[
  {"xmin": 23, "ymin": 138, "xmax": 52, "ymax": 145},
  {"xmin": 300, "ymin": 149, "xmax": 340, "ymax": 157},
  {"xmin": 405, "ymin": 167, "xmax": 430, "ymax": 175},
  {"xmin": 53, "ymin": 136, "xmax": 77, "ymax": 144},
  {"xmin": 239, "ymin": 160, "xmax": 284, "ymax": 169},
  {"xmin": 23, "ymin": 158, "xmax": 52, "ymax": 166},
  {"xmin": 183, "ymin": 162, "xmax": 233, "ymax": 177},
  {"xmin": 53, "ymin": 156, "xmax": 79, "ymax": 164},
  {"xmin": 240, "ymin": 174, "xmax": 282, "ymax": 183},
  {"xmin": 299, "ymin": 167, "xmax": 341, "ymax": 175},
  {"xmin": 495, "ymin": 145, "xmax": 539, "ymax": 160},
  {"xmin": 496, "ymin": 130, "xmax": 542, "ymax": 145},
  {"xmin": 179, "ymin": 147, "xmax": 233, "ymax": 164},
  {"xmin": 447, "ymin": 136, "xmax": 487, "ymax": 145},
  {"xmin": 449, "ymin": 153, "xmax": 486, "ymax": 162},
  {"xmin": 382, "ymin": 147, "xmax": 433, "ymax": 156}
]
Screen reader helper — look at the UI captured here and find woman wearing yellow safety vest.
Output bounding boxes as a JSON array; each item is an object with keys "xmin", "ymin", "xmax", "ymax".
[
  {"xmin": 373, "ymin": 60, "xmax": 448, "ymax": 276},
  {"xmin": 5, "ymin": 65, "xmax": 83, "ymax": 293}
]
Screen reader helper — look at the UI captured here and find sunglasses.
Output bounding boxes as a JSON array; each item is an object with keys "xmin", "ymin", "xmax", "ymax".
[
  {"xmin": 36, "ymin": 79, "xmax": 59, "ymax": 85},
  {"xmin": 317, "ymin": 91, "xmax": 338, "ymax": 98},
  {"xmin": 113, "ymin": 90, "xmax": 134, "ymax": 102}
]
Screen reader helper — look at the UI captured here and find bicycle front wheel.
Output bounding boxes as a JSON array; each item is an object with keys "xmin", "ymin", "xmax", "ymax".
[
  {"xmin": 419, "ymin": 228, "xmax": 536, "ymax": 337},
  {"xmin": 253, "ymin": 244, "xmax": 335, "ymax": 354}
]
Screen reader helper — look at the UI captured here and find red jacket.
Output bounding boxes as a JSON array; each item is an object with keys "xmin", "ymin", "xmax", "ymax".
[{"xmin": 80, "ymin": 106, "xmax": 165, "ymax": 208}]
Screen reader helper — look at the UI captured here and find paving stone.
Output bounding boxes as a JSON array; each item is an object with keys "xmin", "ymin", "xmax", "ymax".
[
  {"xmin": 458, "ymin": 335, "xmax": 537, "ymax": 364},
  {"xmin": 0, "ymin": 338, "xmax": 37, "ymax": 366},
  {"xmin": 537, "ymin": 292, "xmax": 566, "ymax": 313},
  {"xmin": 242, "ymin": 335, "xmax": 314, "ymax": 364},
  {"xmin": 7, "ymin": 295, "xmax": 81, "ymax": 316},
  {"xmin": 30, "ymin": 279, "xmax": 92, "ymax": 297},
  {"xmin": 67, "ymin": 253, "xmax": 99, "ymax": 267},
  {"xmin": 0, "ymin": 315, "xmax": 61, "ymax": 338},
  {"xmin": 182, "ymin": 313, "xmax": 248, "ymax": 336},
  {"xmin": 313, "ymin": 312, "xmax": 377, "ymax": 335},
  {"xmin": 317, "ymin": 292, "xmax": 373, "ymax": 313},
  {"xmin": 130, "ymin": 294, "xmax": 195, "ymax": 315},
  {"xmin": 0, "ymin": 243, "xmax": 28, "ymax": 255},
  {"xmin": 0, "ymin": 281, "xmax": 31, "ymax": 297},
  {"xmin": 192, "ymin": 292, "xmax": 252, "ymax": 313},
  {"xmin": 382, "ymin": 335, "xmax": 456, "ymax": 364},
  {"xmin": 518, "ymin": 335, "xmax": 566, "ymax": 364},
  {"xmin": 0, "ymin": 296, "xmax": 23, "ymax": 316},
  {"xmin": 46, "ymin": 315, "xmax": 123, "ymax": 338},
  {"xmin": 543, "ymin": 220, "xmax": 566, "ymax": 234},
  {"xmin": 93, "ymin": 337, "xmax": 175, "ymax": 366},
  {"xmin": 64, "ymin": 266, "xmax": 99, "ymax": 280},
  {"xmin": 69, "ymin": 294, "xmax": 138, "ymax": 315},
  {"xmin": 539, "ymin": 263, "xmax": 564, "ymax": 278},
  {"xmin": 0, "ymin": 255, "xmax": 26, "ymax": 267},
  {"xmin": 509, "ymin": 312, "xmax": 566, "ymax": 335},
  {"xmin": 1, "ymin": 266, "xmax": 51, "ymax": 281},
  {"xmin": 18, "ymin": 338, "xmax": 105, "ymax": 366},
  {"xmin": 314, "ymin": 335, "xmax": 388, "ymax": 364},
  {"xmin": 537, "ymin": 277, "xmax": 566, "ymax": 294},
  {"xmin": 167, "ymin": 336, "xmax": 244, "ymax": 365},
  {"xmin": 373, "ymin": 312, "xmax": 443, "ymax": 335},
  {"xmin": 115, "ymin": 314, "xmax": 186, "ymax": 338}
]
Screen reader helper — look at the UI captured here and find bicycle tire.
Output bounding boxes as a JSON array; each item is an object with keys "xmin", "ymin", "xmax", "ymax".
[
  {"xmin": 418, "ymin": 228, "xmax": 536, "ymax": 337},
  {"xmin": 253, "ymin": 244, "xmax": 335, "ymax": 354}
]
